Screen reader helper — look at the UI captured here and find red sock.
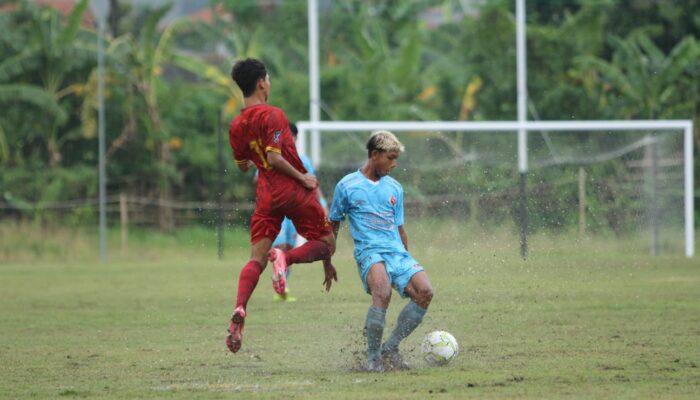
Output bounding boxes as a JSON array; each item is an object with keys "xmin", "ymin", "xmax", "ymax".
[
  {"xmin": 235, "ymin": 260, "xmax": 263, "ymax": 309},
  {"xmin": 286, "ymin": 240, "xmax": 331, "ymax": 265}
]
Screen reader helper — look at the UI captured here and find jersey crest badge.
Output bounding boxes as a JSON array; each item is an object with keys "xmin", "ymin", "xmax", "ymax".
[
  {"xmin": 273, "ymin": 130, "xmax": 282, "ymax": 143},
  {"xmin": 390, "ymin": 195, "xmax": 396, "ymax": 206}
]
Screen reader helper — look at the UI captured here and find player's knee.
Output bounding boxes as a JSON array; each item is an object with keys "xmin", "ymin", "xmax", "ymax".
[
  {"xmin": 371, "ymin": 287, "xmax": 391, "ymax": 307},
  {"xmin": 415, "ymin": 285, "xmax": 433, "ymax": 307},
  {"xmin": 251, "ymin": 254, "xmax": 268, "ymax": 268}
]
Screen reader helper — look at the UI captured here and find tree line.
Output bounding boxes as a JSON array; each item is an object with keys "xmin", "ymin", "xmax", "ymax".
[{"xmin": 1, "ymin": 0, "xmax": 698, "ymax": 231}]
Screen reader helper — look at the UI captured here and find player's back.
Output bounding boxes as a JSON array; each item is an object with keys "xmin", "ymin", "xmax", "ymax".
[{"xmin": 229, "ymin": 104, "xmax": 307, "ymax": 194}]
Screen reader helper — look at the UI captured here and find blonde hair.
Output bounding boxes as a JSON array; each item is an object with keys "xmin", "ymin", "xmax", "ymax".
[{"xmin": 366, "ymin": 130, "xmax": 404, "ymax": 157}]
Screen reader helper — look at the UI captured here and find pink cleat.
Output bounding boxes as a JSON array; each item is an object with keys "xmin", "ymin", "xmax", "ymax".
[
  {"xmin": 226, "ymin": 306, "xmax": 246, "ymax": 353},
  {"xmin": 268, "ymin": 248, "xmax": 288, "ymax": 295}
]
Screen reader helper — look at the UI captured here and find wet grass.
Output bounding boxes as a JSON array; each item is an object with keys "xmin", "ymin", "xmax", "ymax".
[{"xmin": 1, "ymin": 221, "xmax": 699, "ymax": 399}]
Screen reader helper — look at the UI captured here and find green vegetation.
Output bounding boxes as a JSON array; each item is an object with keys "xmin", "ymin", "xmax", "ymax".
[
  {"xmin": 1, "ymin": 0, "xmax": 699, "ymax": 232},
  {"xmin": 1, "ymin": 221, "xmax": 699, "ymax": 398}
]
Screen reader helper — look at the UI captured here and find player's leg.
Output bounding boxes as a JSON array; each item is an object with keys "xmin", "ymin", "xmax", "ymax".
[
  {"xmin": 282, "ymin": 231, "xmax": 334, "ymax": 265},
  {"xmin": 381, "ymin": 256, "xmax": 432, "ymax": 369},
  {"xmin": 272, "ymin": 218, "xmax": 297, "ymax": 301},
  {"xmin": 278, "ymin": 218, "xmax": 297, "ymax": 279},
  {"xmin": 403, "ymin": 271, "xmax": 433, "ymax": 308},
  {"xmin": 281, "ymin": 189, "xmax": 335, "ymax": 266},
  {"xmin": 238, "ymin": 236, "xmax": 275, "ymax": 307},
  {"xmin": 389, "ymin": 268, "xmax": 433, "ymax": 344},
  {"xmin": 272, "ymin": 218, "xmax": 295, "ymax": 252},
  {"xmin": 227, "ymin": 210, "xmax": 281, "ymax": 353},
  {"xmin": 364, "ymin": 258, "xmax": 392, "ymax": 372},
  {"xmin": 226, "ymin": 237, "xmax": 274, "ymax": 353}
]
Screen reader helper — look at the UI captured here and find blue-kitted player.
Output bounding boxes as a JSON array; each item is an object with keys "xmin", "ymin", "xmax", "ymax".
[
  {"xmin": 329, "ymin": 130, "xmax": 433, "ymax": 372},
  {"xmin": 255, "ymin": 123, "xmax": 329, "ymax": 302}
]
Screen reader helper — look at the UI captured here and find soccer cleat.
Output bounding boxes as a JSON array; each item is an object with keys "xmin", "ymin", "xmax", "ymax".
[
  {"xmin": 225, "ymin": 306, "xmax": 246, "ymax": 353},
  {"xmin": 381, "ymin": 347, "xmax": 410, "ymax": 371},
  {"xmin": 366, "ymin": 358, "xmax": 385, "ymax": 373},
  {"xmin": 268, "ymin": 248, "xmax": 288, "ymax": 295}
]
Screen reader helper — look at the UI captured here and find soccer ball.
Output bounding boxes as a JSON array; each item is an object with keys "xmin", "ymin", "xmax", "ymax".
[{"xmin": 421, "ymin": 330, "xmax": 459, "ymax": 366}]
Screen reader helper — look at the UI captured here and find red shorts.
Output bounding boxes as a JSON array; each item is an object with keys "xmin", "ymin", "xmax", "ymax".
[{"xmin": 250, "ymin": 184, "xmax": 331, "ymax": 244}]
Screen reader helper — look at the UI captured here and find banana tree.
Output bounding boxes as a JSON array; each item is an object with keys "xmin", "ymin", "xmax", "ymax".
[
  {"xmin": 0, "ymin": 0, "xmax": 93, "ymax": 167},
  {"xmin": 577, "ymin": 32, "xmax": 699, "ymax": 119}
]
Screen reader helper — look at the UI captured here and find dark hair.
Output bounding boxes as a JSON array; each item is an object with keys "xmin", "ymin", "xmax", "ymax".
[
  {"xmin": 289, "ymin": 123, "xmax": 298, "ymax": 138},
  {"xmin": 231, "ymin": 58, "xmax": 267, "ymax": 97},
  {"xmin": 366, "ymin": 132, "xmax": 382, "ymax": 157}
]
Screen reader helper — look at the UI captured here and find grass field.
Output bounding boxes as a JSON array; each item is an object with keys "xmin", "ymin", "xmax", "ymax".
[{"xmin": 1, "ymin": 221, "xmax": 699, "ymax": 399}]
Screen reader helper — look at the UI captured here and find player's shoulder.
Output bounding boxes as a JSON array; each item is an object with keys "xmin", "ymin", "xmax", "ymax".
[
  {"xmin": 229, "ymin": 113, "xmax": 244, "ymax": 129},
  {"xmin": 337, "ymin": 170, "xmax": 364, "ymax": 187},
  {"xmin": 228, "ymin": 116, "xmax": 247, "ymax": 140},
  {"xmin": 338, "ymin": 170, "xmax": 364, "ymax": 184},
  {"xmin": 259, "ymin": 104, "xmax": 286, "ymax": 118},
  {"xmin": 382, "ymin": 175, "xmax": 403, "ymax": 192}
]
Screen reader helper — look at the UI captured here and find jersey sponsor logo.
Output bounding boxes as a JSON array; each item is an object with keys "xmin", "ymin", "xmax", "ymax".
[
  {"xmin": 273, "ymin": 130, "xmax": 282, "ymax": 143},
  {"xmin": 390, "ymin": 195, "xmax": 396, "ymax": 206},
  {"xmin": 412, "ymin": 263, "xmax": 422, "ymax": 269}
]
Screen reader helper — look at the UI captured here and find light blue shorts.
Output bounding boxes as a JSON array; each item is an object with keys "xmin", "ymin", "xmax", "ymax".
[
  {"xmin": 272, "ymin": 218, "xmax": 297, "ymax": 247},
  {"xmin": 357, "ymin": 252, "xmax": 424, "ymax": 298}
]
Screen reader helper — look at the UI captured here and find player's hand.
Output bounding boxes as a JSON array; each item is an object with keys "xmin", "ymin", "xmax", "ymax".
[
  {"xmin": 322, "ymin": 259, "xmax": 337, "ymax": 292},
  {"xmin": 300, "ymin": 174, "xmax": 319, "ymax": 190}
]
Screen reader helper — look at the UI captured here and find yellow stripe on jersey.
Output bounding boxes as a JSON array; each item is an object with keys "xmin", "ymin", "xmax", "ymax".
[{"xmin": 265, "ymin": 146, "xmax": 282, "ymax": 154}]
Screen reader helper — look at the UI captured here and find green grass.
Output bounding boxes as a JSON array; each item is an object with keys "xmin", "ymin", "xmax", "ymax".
[{"xmin": 1, "ymin": 221, "xmax": 699, "ymax": 399}]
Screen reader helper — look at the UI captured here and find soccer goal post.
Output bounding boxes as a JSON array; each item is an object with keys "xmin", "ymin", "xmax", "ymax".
[{"xmin": 297, "ymin": 119, "xmax": 694, "ymax": 258}]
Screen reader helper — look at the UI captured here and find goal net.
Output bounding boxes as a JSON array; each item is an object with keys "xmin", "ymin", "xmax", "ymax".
[{"xmin": 297, "ymin": 120, "xmax": 694, "ymax": 257}]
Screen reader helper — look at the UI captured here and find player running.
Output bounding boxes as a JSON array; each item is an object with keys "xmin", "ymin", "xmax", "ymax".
[
  {"xmin": 329, "ymin": 130, "xmax": 433, "ymax": 372},
  {"xmin": 226, "ymin": 58, "xmax": 337, "ymax": 353}
]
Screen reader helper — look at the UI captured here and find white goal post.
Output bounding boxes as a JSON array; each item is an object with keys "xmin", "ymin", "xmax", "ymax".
[{"xmin": 296, "ymin": 119, "xmax": 695, "ymax": 258}]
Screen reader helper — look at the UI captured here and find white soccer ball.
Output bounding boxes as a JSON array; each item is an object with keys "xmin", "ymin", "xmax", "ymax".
[{"xmin": 421, "ymin": 330, "xmax": 459, "ymax": 366}]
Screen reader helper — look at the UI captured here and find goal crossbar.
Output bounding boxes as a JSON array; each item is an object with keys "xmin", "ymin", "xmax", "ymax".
[{"xmin": 297, "ymin": 119, "xmax": 694, "ymax": 258}]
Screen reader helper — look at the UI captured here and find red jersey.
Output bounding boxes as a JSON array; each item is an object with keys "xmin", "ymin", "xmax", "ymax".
[{"xmin": 229, "ymin": 104, "xmax": 307, "ymax": 193}]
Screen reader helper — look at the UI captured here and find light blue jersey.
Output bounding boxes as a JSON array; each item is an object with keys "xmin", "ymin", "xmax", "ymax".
[
  {"xmin": 300, "ymin": 154, "xmax": 315, "ymax": 176},
  {"xmin": 330, "ymin": 170, "xmax": 422, "ymax": 297},
  {"xmin": 329, "ymin": 170, "xmax": 406, "ymax": 260}
]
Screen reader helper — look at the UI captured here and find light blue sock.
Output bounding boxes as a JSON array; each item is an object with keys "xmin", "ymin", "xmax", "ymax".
[
  {"xmin": 364, "ymin": 306, "xmax": 386, "ymax": 362},
  {"xmin": 382, "ymin": 301, "xmax": 427, "ymax": 352}
]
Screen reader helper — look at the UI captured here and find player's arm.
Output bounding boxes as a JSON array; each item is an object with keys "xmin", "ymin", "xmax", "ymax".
[
  {"xmin": 329, "ymin": 182, "xmax": 347, "ymax": 240},
  {"xmin": 331, "ymin": 220, "xmax": 341, "ymax": 240},
  {"xmin": 266, "ymin": 152, "xmax": 318, "ymax": 190},
  {"xmin": 236, "ymin": 159, "xmax": 255, "ymax": 173},
  {"xmin": 398, "ymin": 225, "xmax": 409, "ymax": 251},
  {"xmin": 322, "ymin": 256, "xmax": 337, "ymax": 292}
]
